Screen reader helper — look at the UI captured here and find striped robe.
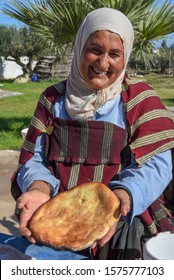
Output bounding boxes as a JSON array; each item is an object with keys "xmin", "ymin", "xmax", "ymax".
[{"xmin": 11, "ymin": 77, "xmax": 174, "ymax": 258}]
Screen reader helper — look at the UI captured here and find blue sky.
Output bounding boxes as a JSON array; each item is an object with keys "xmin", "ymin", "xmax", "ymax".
[{"xmin": 0, "ymin": 0, "xmax": 174, "ymax": 46}]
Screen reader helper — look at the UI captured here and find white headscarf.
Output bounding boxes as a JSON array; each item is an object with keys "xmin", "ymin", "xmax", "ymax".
[{"xmin": 65, "ymin": 8, "xmax": 134, "ymax": 120}]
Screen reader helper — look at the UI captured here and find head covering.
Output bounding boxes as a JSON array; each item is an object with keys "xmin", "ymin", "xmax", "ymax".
[{"xmin": 65, "ymin": 7, "xmax": 134, "ymax": 120}]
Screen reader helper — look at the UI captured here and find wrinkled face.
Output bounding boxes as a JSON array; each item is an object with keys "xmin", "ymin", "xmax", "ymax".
[{"xmin": 80, "ymin": 30, "xmax": 124, "ymax": 90}]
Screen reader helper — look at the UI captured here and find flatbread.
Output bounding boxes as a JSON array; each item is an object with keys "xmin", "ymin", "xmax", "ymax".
[{"xmin": 29, "ymin": 182, "xmax": 120, "ymax": 251}]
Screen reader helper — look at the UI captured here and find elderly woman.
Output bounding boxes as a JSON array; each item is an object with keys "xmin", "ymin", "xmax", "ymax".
[{"xmin": 12, "ymin": 8, "xmax": 174, "ymax": 259}]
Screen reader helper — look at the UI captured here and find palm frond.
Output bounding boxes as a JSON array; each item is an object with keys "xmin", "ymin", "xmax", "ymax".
[
  {"xmin": 94, "ymin": 0, "xmax": 155, "ymax": 24},
  {"xmin": 1, "ymin": 0, "xmax": 174, "ymax": 68},
  {"xmin": 138, "ymin": 1, "xmax": 174, "ymax": 41}
]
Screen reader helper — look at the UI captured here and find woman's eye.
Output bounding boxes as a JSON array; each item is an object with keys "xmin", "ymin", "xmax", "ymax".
[
  {"xmin": 109, "ymin": 52, "xmax": 120, "ymax": 58},
  {"xmin": 89, "ymin": 48, "xmax": 101, "ymax": 55}
]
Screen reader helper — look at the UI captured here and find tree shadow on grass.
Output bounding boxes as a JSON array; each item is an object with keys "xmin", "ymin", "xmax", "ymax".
[
  {"xmin": 161, "ymin": 98, "xmax": 174, "ymax": 106},
  {"xmin": 0, "ymin": 116, "xmax": 31, "ymax": 135}
]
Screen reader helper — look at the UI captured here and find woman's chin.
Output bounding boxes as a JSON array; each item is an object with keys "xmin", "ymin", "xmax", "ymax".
[{"xmin": 87, "ymin": 77, "xmax": 110, "ymax": 90}]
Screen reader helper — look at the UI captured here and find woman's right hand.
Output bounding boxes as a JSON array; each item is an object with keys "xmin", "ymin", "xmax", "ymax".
[{"xmin": 16, "ymin": 181, "xmax": 51, "ymax": 243}]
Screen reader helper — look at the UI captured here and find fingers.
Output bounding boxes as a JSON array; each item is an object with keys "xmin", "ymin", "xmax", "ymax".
[
  {"xmin": 91, "ymin": 189, "xmax": 132, "ymax": 249},
  {"xmin": 18, "ymin": 207, "xmax": 36, "ymax": 243},
  {"xmin": 99, "ymin": 221, "xmax": 117, "ymax": 246},
  {"xmin": 16, "ymin": 191, "xmax": 50, "ymax": 242},
  {"xmin": 16, "ymin": 195, "xmax": 36, "ymax": 242},
  {"xmin": 19, "ymin": 217, "xmax": 36, "ymax": 243},
  {"xmin": 113, "ymin": 189, "xmax": 131, "ymax": 216},
  {"xmin": 91, "ymin": 221, "xmax": 118, "ymax": 249},
  {"xmin": 16, "ymin": 197, "xmax": 28, "ymax": 210},
  {"xmin": 120, "ymin": 197, "xmax": 131, "ymax": 216}
]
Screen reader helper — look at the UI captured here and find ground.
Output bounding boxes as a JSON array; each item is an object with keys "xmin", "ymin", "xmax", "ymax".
[{"xmin": 0, "ymin": 150, "xmax": 20, "ymax": 237}]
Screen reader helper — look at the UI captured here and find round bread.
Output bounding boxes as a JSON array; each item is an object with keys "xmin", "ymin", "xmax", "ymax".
[{"xmin": 29, "ymin": 182, "xmax": 120, "ymax": 251}]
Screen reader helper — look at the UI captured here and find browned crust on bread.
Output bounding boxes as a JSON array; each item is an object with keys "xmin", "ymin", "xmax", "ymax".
[{"xmin": 29, "ymin": 182, "xmax": 120, "ymax": 251}]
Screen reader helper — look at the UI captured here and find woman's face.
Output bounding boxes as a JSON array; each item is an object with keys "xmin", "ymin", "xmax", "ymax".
[{"xmin": 80, "ymin": 30, "xmax": 124, "ymax": 90}]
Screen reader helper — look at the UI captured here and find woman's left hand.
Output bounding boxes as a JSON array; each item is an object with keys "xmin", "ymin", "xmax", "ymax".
[{"xmin": 91, "ymin": 188, "xmax": 131, "ymax": 249}]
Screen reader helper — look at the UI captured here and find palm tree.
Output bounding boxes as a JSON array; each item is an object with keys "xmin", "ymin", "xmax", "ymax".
[{"xmin": 1, "ymin": 0, "xmax": 174, "ymax": 68}]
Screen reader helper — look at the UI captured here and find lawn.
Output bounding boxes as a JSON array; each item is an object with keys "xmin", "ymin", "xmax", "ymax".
[
  {"xmin": 0, "ymin": 75, "xmax": 174, "ymax": 150},
  {"xmin": 144, "ymin": 75, "xmax": 174, "ymax": 105},
  {"xmin": 0, "ymin": 78, "xmax": 60, "ymax": 150}
]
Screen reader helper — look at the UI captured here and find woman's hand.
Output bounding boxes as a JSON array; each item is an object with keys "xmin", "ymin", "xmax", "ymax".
[
  {"xmin": 16, "ymin": 181, "xmax": 51, "ymax": 243},
  {"xmin": 113, "ymin": 188, "xmax": 131, "ymax": 217},
  {"xmin": 91, "ymin": 188, "xmax": 131, "ymax": 249}
]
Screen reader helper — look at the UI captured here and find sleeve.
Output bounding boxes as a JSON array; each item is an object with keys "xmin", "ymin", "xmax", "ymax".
[
  {"xmin": 17, "ymin": 133, "xmax": 60, "ymax": 196},
  {"xmin": 109, "ymin": 149, "xmax": 172, "ymax": 224}
]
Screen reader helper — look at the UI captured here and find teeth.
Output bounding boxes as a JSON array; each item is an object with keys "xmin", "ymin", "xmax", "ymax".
[{"xmin": 93, "ymin": 67, "xmax": 108, "ymax": 75}]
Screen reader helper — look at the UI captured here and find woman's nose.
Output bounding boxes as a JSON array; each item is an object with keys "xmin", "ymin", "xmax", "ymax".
[{"xmin": 97, "ymin": 53, "xmax": 109, "ymax": 70}]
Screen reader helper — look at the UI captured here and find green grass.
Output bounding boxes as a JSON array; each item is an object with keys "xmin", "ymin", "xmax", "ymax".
[
  {"xmin": 0, "ymin": 78, "xmax": 60, "ymax": 150},
  {"xmin": 144, "ymin": 75, "xmax": 174, "ymax": 106},
  {"xmin": 0, "ymin": 75, "xmax": 174, "ymax": 150},
  {"xmin": 0, "ymin": 94, "xmax": 39, "ymax": 149},
  {"xmin": 1, "ymin": 78, "xmax": 59, "ymax": 95}
]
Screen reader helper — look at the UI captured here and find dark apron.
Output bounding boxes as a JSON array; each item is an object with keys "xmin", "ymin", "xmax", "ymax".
[
  {"xmin": 45, "ymin": 118, "xmax": 129, "ymax": 191},
  {"xmin": 46, "ymin": 117, "xmax": 174, "ymax": 260}
]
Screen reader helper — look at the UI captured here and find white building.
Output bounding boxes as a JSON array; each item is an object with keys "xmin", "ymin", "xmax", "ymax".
[{"xmin": 0, "ymin": 57, "xmax": 36, "ymax": 79}]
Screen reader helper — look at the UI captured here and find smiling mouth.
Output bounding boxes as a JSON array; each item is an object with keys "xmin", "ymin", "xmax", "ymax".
[{"xmin": 92, "ymin": 67, "xmax": 110, "ymax": 75}]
